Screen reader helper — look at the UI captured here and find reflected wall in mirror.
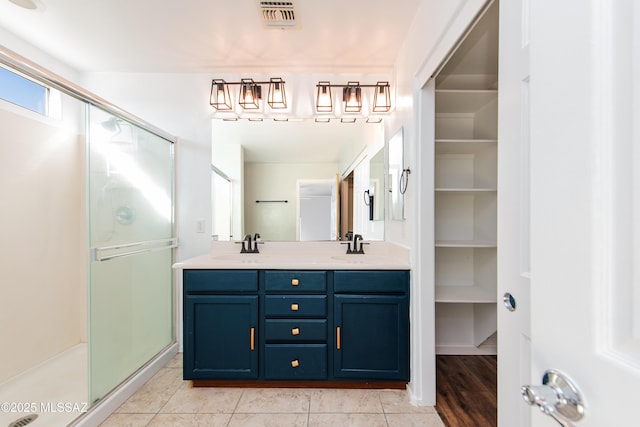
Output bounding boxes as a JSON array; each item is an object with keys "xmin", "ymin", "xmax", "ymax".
[
  {"xmin": 212, "ymin": 119, "xmax": 384, "ymax": 241},
  {"xmin": 368, "ymin": 148, "xmax": 385, "ymax": 221},
  {"xmin": 388, "ymin": 127, "xmax": 405, "ymax": 220},
  {"xmin": 211, "ymin": 165, "xmax": 232, "ymax": 241}
]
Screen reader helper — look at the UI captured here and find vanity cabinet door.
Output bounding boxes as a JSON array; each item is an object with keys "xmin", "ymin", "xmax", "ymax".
[
  {"xmin": 333, "ymin": 294, "xmax": 409, "ymax": 381},
  {"xmin": 183, "ymin": 295, "xmax": 259, "ymax": 379}
]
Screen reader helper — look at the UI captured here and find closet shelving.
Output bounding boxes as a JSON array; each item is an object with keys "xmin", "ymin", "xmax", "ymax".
[{"xmin": 433, "ymin": 0, "xmax": 498, "ymax": 355}]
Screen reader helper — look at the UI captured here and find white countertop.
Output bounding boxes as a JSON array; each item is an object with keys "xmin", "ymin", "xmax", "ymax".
[{"xmin": 173, "ymin": 241, "xmax": 410, "ymax": 270}]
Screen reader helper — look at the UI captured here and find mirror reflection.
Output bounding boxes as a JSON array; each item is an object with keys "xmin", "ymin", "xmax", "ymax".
[{"xmin": 211, "ymin": 120, "xmax": 385, "ymax": 241}]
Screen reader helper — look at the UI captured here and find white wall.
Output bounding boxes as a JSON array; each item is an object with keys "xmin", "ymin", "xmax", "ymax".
[
  {"xmin": 244, "ymin": 162, "xmax": 338, "ymax": 241},
  {"xmin": 0, "ymin": 98, "xmax": 86, "ymax": 383}
]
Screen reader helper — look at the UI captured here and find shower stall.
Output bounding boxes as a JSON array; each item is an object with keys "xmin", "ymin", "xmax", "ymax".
[{"xmin": 0, "ymin": 48, "xmax": 177, "ymax": 427}]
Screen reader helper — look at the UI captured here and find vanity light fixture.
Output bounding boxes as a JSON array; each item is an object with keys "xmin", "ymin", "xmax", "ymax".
[
  {"xmin": 316, "ymin": 81, "xmax": 333, "ymax": 113},
  {"xmin": 268, "ymin": 77, "xmax": 287, "ymax": 109},
  {"xmin": 210, "ymin": 79, "xmax": 233, "ymax": 111},
  {"xmin": 372, "ymin": 81, "xmax": 391, "ymax": 112},
  {"xmin": 239, "ymin": 78, "xmax": 261, "ymax": 110},
  {"xmin": 209, "ymin": 77, "xmax": 287, "ymax": 111},
  {"xmin": 343, "ymin": 81, "xmax": 362, "ymax": 113},
  {"xmin": 314, "ymin": 81, "xmax": 392, "ymax": 114}
]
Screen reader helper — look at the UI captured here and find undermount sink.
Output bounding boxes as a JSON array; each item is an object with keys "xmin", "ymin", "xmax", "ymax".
[{"xmin": 330, "ymin": 254, "xmax": 390, "ymax": 264}]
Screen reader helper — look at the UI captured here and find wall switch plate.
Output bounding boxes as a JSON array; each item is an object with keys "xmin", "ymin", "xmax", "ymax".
[{"xmin": 196, "ymin": 219, "xmax": 205, "ymax": 233}]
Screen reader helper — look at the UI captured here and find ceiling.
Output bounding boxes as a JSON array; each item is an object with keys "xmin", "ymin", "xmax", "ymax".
[{"xmin": 0, "ymin": 0, "xmax": 422, "ymax": 73}]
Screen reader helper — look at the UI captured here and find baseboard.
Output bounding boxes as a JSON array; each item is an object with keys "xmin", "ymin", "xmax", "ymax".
[
  {"xmin": 191, "ymin": 380, "xmax": 407, "ymax": 389},
  {"xmin": 69, "ymin": 342, "xmax": 179, "ymax": 427}
]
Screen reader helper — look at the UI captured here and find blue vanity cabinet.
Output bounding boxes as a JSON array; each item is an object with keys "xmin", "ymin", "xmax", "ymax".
[
  {"xmin": 263, "ymin": 270, "xmax": 329, "ymax": 380},
  {"xmin": 333, "ymin": 270, "xmax": 410, "ymax": 381},
  {"xmin": 183, "ymin": 270, "xmax": 259, "ymax": 380}
]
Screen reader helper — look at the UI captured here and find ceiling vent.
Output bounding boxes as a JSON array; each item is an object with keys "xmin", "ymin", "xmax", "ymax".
[{"xmin": 258, "ymin": 1, "xmax": 297, "ymax": 28}]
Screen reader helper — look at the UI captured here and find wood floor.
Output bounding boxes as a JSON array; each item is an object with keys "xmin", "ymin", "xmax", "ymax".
[{"xmin": 435, "ymin": 355, "xmax": 497, "ymax": 427}]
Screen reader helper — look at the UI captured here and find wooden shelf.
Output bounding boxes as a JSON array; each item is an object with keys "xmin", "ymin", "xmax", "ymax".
[{"xmin": 435, "ymin": 285, "xmax": 497, "ymax": 303}]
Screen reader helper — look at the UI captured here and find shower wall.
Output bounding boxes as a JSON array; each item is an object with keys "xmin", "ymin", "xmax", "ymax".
[{"xmin": 0, "ymin": 96, "xmax": 86, "ymax": 383}]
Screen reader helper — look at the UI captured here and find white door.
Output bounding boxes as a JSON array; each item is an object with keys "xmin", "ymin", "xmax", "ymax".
[
  {"xmin": 524, "ymin": 0, "xmax": 640, "ymax": 425},
  {"xmin": 497, "ymin": 0, "xmax": 531, "ymax": 424}
]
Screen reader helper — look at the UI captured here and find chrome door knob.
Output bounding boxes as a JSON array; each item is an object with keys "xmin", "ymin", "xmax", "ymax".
[{"xmin": 521, "ymin": 370, "xmax": 585, "ymax": 426}]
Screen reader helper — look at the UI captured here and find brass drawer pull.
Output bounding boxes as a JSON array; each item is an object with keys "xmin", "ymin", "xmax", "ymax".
[
  {"xmin": 291, "ymin": 279, "xmax": 299, "ymax": 286},
  {"xmin": 250, "ymin": 327, "xmax": 255, "ymax": 350},
  {"xmin": 291, "ymin": 327, "xmax": 300, "ymax": 335},
  {"xmin": 291, "ymin": 303, "xmax": 299, "ymax": 311},
  {"xmin": 336, "ymin": 326, "xmax": 341, "ymax": 350},
  {"xmin": 291, "ymin": 359, "xmax": 300, "ymax": 368}
]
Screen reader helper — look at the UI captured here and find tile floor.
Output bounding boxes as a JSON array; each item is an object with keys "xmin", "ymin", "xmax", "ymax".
[{"xmin": 100, "ymin": 354, "xmax": 444, "ymax": 427}]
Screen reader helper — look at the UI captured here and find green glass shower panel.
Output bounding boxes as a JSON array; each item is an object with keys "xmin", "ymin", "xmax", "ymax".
[{"xmin": 88, "ymin": 106, "xmax": 174, "ymax": 405}]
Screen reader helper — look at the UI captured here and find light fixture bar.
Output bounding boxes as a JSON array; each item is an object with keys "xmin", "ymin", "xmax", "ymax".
[
  {"xmin": 314, "ymin": 80, "xmax": 392, "ymax": 114},
  {"xmin": 209, "ymin": 77, "xmax": 286, "ymax": 111}
]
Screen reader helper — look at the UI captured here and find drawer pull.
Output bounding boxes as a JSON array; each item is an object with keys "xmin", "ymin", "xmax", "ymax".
[
  {"xmin": 336, "ymin": 326, "xmax": 341, "ymax": 350},
  {"xmin": 250, "ymin": 327, "xmax": 255, "ymax": 351},
  {"xmin": 291, "ymin": 327, "xmax": 300, "ymax": 335},
  {"xmin": 291, "ymin": 303, "xmax": 299, "ymax": 311},
  {"xmin": 291, "ymin": 279, "xmax": 299, "ymax": 286},
  {"xmin": 291, "ymin": 359, "xmax": 300, "ymax": 368}
]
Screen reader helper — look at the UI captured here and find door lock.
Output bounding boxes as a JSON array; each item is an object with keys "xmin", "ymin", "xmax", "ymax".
[{"xmin": 521, "ymin": 370, "xmax": 585, "ymax": 426}]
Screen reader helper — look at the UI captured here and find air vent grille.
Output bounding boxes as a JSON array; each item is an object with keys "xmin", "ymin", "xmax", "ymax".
[{"xmin": 259, "ymin": 1, "xmax": 296, "ymax": 28}]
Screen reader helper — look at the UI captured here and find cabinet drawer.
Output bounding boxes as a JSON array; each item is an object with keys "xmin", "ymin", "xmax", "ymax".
[
  {"xmin": 264, "ymin": 344, "xmax": 327, "ymax": 380},
  {"xmin": 184, "ymin": 270, "xmax": 258, "ymax": 293},
  {"xmin": 265, "ymin": 319, "xmax": 327, "ymax": 342},
  {"xmin": 334, "ymin": 270, "xmax": 409, "ymax": 294},
  {"xmin": 264, "ymin": 271, "xmax": 326, "ymax": 292},
  {"xmin": 265, "ymin": 295, "xmax": 327, "ymax": 317}
]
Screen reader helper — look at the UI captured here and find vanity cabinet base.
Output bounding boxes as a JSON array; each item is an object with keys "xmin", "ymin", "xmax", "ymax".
[{"xmin": 183, "ymin": 269, "xmax": 409, "ymax": 384}]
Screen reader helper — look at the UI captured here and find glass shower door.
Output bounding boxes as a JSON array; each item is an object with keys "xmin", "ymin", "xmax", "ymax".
[{"xmin": 87, "ymin": 106, "xmax": 175, "ymax": 404}]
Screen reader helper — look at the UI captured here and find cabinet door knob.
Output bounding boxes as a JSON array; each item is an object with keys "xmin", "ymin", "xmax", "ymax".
[
  {"xmin": 291, "ymin": 327, "xmax": 300, "ymax": 335},
  {"xmin": 291, "ymin": 279, "xmax": 299, "ymax": 286},
  {"xmin": 291, "ymin": 303, "xmax": 299, "ymax": 311},
  {"xmin": 291, "ymin": 359, "xmax": 300, "ymax": 368}
]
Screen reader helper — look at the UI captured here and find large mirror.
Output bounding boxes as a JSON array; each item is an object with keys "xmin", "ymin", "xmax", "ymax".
[{"xmin": 212, "ymin": 119, "xmax": 384, "ymax": 241}]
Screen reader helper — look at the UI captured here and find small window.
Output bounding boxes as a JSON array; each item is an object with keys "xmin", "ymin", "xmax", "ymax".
[{"xmin": 0, "ymin": 65, "xmax": 48, "ymax": 115}]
